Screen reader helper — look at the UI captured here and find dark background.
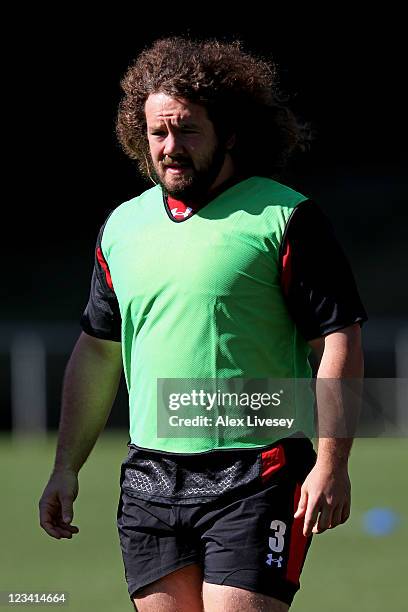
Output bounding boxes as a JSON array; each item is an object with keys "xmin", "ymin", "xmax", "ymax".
[{"xmin": 2, "ymin": 12, "xmax": 407, "ymax": 428}]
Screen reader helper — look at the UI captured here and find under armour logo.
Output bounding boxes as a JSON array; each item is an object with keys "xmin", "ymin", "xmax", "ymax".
[
  {"xmin": 171, "ymin": 207, "xmax": 192, "ymax": 218},
  {"xmin": 266, "ymin": 554, "xmax": 283, "ymax": 567}
]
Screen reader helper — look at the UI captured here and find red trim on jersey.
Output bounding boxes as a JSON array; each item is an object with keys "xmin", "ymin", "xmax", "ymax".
[
  {"xmin": 281, "ymin": 239, "xmax": 292, "ymax": 296},
  {"xmin": 167, "ymin": 195, "xmax": 195, "ymax": 220},
  {"xmin": 96, "ymin": 247, "xmax": 114, "ymax": 290},
  {"xmin": 167, "ymin": 196, "xmax": 186, "ymax": 208},
  {"xmin": 286, "ymin": 483, "xmax": 309, "ymax": 584},
  {"xmin": 260, "ymin": 445, "xmax": 286, "ymax": 483}
]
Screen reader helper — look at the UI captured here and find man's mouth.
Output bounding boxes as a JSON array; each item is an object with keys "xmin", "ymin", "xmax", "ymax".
[{"xmin": 163, "ymin": 163, "xmax": 192, "ymax": 175}]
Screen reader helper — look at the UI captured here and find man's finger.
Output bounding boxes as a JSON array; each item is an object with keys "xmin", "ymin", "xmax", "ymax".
[
  {"xmin": 312, "ymin": 505, "xmax": 332, "ymax": 534},
  {"xmin": 329, "ymin": 504, "xmax": 343, "ymax": 528},
  {"xmin": 294, "ymin": 488, "xmax": 308, "ymax": 519},
  {"xmin": 303, "ymin": 497, "xmax": 321, "ymax": 537},
  {"xmin": 60, "ymin": 496, "xmax": 74, "ymax": 524},
  {"xmin": 41, "ymin": 519, "xmax": 77, "ymax": 539},
  {"xmin": 340, "ymin": 501, "xmax": 351, "ymax": 524},
  {"xmin": 40, "ymin": 521, "xmax": 62, "ymax": 539},
  {"xmin": 53, "ymin": 523, "xmax": 78, "ymax": 538},
  {"xmin": 56, "ymin": 521, "xmax": 79, "ymax": 534},
  {"xmin": 39, "ymin": 502, "xmax": 59, "ymax": 532}
]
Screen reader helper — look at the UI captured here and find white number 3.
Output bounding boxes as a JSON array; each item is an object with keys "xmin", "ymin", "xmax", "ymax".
[{"xmin": 269, "ymin": 519, "xmax": 287, "ymax": 552}]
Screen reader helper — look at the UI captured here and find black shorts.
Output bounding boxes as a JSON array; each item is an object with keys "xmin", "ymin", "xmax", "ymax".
[{"xmin": 117, "ymin": 437, "xmax": 316, "ymax": 606}]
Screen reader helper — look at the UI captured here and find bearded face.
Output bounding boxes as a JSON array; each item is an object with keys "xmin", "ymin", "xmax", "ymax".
[{"xmin": 145, "ymin": 93, "xmax": 230, "ymax": 200}]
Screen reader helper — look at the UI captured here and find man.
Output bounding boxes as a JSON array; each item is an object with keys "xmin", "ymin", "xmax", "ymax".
[{"xmin": 39, "ymin": 38, "xmax": 366, "ymax": 611}]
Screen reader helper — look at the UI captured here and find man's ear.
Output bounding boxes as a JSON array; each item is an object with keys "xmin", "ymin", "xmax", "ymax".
[{"xmin": 226, "ymin": 133, "xmax": 236, "ymax": 150}]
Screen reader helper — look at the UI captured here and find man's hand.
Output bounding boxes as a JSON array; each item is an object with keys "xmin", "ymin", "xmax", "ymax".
[
  {"xmin": 294, "ymin": 462, "xmax": 351, "ymax": 537},
  {"xmin": 39, "ymin": 470, "xmax": 80, "ymax": 540}
]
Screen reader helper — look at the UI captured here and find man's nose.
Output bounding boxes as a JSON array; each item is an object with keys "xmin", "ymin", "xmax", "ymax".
[{"xmin": 163, "ymin": 132, "xmax": 183, "ymax": 157}]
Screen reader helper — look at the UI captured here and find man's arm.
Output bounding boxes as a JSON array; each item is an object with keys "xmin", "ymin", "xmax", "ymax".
[
  {"xmin": 294, "ymin": 323, "xmax": 364, "ymax": 536},
  {"xmin": 39, "ymin": 331, "xmax": 122, "ymax": 539}
]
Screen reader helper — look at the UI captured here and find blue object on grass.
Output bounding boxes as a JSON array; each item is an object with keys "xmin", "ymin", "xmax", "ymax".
[{"xmin": 362, "ymin": 507, "xmax": 400, "ymax": 536}]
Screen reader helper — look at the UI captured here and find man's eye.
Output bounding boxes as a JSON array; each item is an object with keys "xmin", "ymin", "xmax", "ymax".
[{"xmin": 152, "ymin": 131, "xmax": 166, "ymax": 137}]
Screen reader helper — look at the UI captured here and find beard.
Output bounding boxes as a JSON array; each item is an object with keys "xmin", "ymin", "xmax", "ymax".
[{"xmin": 149, "ymin": 142, "xmax": 227, "ymax": 201}]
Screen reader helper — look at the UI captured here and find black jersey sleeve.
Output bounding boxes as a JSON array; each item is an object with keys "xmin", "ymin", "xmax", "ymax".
[
  {"xmin": 279, "ymin": 200, "xmax": 368, "ymax": 341},
  {"xmin": 80, "ymin": 220, "xmax": 122, "ymax": 342}
]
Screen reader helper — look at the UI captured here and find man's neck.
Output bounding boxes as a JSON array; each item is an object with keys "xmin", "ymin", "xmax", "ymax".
[
  {"xmin": 208, "ymin": 154, "xmax": 236, "ymax": 194},
  {"xmin": 166, "ymin": 173, "xmax": 245, "ymax": 210}
]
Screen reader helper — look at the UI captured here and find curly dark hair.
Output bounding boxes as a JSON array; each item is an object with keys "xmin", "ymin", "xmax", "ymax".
[{"xmin": 116, "ymin": 37, "xmax": 310, "ymax": 180}]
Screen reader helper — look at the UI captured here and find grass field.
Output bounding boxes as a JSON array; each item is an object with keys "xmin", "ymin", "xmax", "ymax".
[{"xmin": 0, "ymin": 433, "xmax": 406, "ymax": 611}]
